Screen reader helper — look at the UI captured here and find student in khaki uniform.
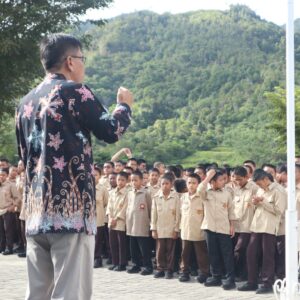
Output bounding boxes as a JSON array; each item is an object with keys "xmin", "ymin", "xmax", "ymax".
[
  {"xmin": 179, "ymin": 173, "xmax": 210, "ymax": 283},
  {"xmin": 151, "ymin": 174, "xmax": 180, "ymax": 279},
  {"xmin": 126, "ymin": 170, "xmax": 153, "ymax": 275},
  {"xmin": 102, "ymin": 172, "xmax": 118, "ymax": 265},
  {"xmin": 93, "ymin": 166, "xmax": 109, "ymax": 268},
  {"xmin": 8, "ymin": 166, "xmax": 23, "ymax": 253},
  {"xmin": 263, "ymin": 165, "xmax": 288, "ymax": 280},
  {"xmin": 238, "ymin": 169, "xmax": 286, "ymax": 294},
  {"xmin": 199, "ymin": 168, "xmax": 236, "ymax": 290},
  {"xmin": 99, "ymin": 161, "xmax": 114, "ymax": 190},
  {"xmin": 147, "ymin": 168, "xmax": 160, "ymax": 197},
  {"xmin": 107, "ymin": 172, "xmax": 129, "ymax": 271},
  {"xmin": 232, "ymin": 166, "xmax": 258, "ymax": 280},
  {"xmin": 0, "ymin": 168, "xmax": 21, "ymax": 255}
]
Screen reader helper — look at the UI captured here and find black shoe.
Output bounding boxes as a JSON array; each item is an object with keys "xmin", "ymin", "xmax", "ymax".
[
  {"xmin": 127, "ymin": 266, "xmax": 141, "ymax": 274},
  {"xmin": 179, "ymin": 273, "xmax": 190, "ymax": 282},
  {"xmin": 165, "ymin": 271, "xmax": 173, "ymax": 279},
  {"xmin": 154, "ymin": 271, "xmax": 165, "ymax": 278},
  {"xmin": 256, "ymin": 286, "xmax": 273, "ymax": 294},
  {"xmin": 204, "ymin": 277, "xmax": 222, "ymax": 287},
  {"xmin": 13, "ymin": 247, "xmax": 25, "ymax": 254},
  {"xmin": 238, "ymin": 282, "xmax": 258, "ymax": 291},
  {"xmin": 106, "ymin": 258, "xmax": 112, "ymax": 265},
  {"xmin": 18, "ymin": 252, "xmax": 26, "ymax": 258},
  {"xmin": 140, "ymin": 268, "xmax": 153, "ymax": 276},
  {"xmin": 115, "ymin": 265, "xmax": 126, "ymax": 272},
  {"xmin": 190, "ymin": 270, "xmax": 198, "ymax": 276},
  {"xmin": 222, "ymin": 279, "xmax": 236, "ymax": 290},
  {"xmin": 94, "ymin": 258, "xmax": 103, "ymax": 268},
  {"xmin": 108, "ymin": 265, "xmax": 117, "ymax": 271},
  {"xmin": 197, "ymin": 273, "xmax": 208, "ymax": 284},
  {"xmin": 2, "ymin": 249, "xmax": 13, "ymax": 255}
]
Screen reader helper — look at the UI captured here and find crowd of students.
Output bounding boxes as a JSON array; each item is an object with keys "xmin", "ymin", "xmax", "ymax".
[{"xmin": 1, "ymin": 149, "xmax": 299, "ymax": 295}]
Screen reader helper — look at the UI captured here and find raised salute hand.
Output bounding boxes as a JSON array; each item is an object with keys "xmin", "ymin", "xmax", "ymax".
[{"xmin": 117, "ymin": 87, "xmax": 134, "ymax": 108}]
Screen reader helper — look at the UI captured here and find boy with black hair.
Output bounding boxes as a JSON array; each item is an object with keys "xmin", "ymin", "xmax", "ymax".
[
  {"xmin": 153, "ymin": 162, "xmax": 166, "ymax": 176},
  {"xmin": 107, "ymin": 172, "xmax": 129, "ymax": 271},
  {"xmin": 114, "ymin": 160, "xmax": 125, "ymax": 174},
  {"xmin": 276, "ymin": 164, "xmax": 287, "ymax": 188},
  {"xmin": 142, "ymin": 170, "xmax": 149, "ymax": 187},
  {"xmin": 148, "ymin": 168, "xmax": 160, "ymax": 197},
  {"xmin": 179, "ymin": 173, "xmax": 210, "ymax": 284},
  {"xmin": 0, "ymin": 168, "xmax": 20, "ymax": 255},
  {"xmin": 199, "ymin": 169, "xmax": 236, "ymax": 290},
  {"xmin": 127, "ymin": 158, "xmax": 138, "ymax": 171},
  {"xmin": 151, "ymin": 174, "xmax": 180, "ymax": 279},
  {"xmin": 126, "ymin": 170, "xmax": 153, "ymax": 275},
  {"xmin": 262, "ymin": 163, "xmax": 277, "ymax": 181},
  {"xmin": 195, "ymin": 165, "xmax": 206, "ymax": 182},
  {"xmin": 100, "ymin": 161, "xmax": 115, "ymax": 189},
  {"xmin": 137, "ymin": 159, "xmax": 147, "ymax": 172},
  {"xmin": 238, "ymin": 169, "xmax": 286, "ymax": 294},
  {"xmin": 232, "ymin": 166, "xmax": 258, "ymax": 280}
]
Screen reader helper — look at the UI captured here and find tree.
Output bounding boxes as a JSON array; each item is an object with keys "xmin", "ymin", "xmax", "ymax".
[
  {"xmin": 265, "ymin": 86, "xmax": 300, "ymax": 154},
  {"xmin": 0, "ymin": 0, "xmax": 113, "ymax": 120}
]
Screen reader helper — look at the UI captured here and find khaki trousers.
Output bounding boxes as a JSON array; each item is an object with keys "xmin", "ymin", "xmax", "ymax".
[{"xmin": 25, "ymin": 233, "xmax": 95, "ymax": 300}]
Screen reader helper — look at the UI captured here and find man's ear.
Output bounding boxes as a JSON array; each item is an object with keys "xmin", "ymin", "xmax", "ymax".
[{"xmin": 65, "ymin": 56, "xmax": 74, "ymax": 72}]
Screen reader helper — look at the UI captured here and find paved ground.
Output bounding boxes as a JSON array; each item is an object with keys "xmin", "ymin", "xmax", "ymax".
[{"xmin": 0, "ymin": 255, "xmax": 276, "ymax": 300}]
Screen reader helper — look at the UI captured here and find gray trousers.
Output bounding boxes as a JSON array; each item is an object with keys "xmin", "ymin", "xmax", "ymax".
[{"xmin": 25, "ymin": 233, "xmax": 95, "ymax": 300}]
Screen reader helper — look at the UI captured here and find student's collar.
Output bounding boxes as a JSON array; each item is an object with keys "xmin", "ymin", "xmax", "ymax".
[
  {"xmin": 158, "ymin": 190, "xmax": 172, "ymax": 199},
  {"xmin": 117, "ymin": 187, "xmax": 127, "ymax": 194},
  {"xmin": 266, "ymin": 182, "xmax": 276, "ymax": 191}
]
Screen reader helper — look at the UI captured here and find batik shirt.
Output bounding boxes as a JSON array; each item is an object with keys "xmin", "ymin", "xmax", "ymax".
[{"xmin": 16, "ymin": 73, "xmax": 131, "ymax": 236}]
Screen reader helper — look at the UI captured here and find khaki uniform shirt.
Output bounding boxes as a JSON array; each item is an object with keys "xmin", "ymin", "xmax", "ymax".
[
  {"xmin": 180, "ymin": 192, "xmax": 206, "ymax": 241},
  {"xmin": 150, "ymin": 190, "xmax": 180, "ymax": 238},
  {"xmin": 107, "ymin": 187, "xmax": 128, "ymax": 231},
  {"xmin": 233, "ymin": 182, "xmax": 258, "ymax": 233},
  {"xmin": 0, "ymin": 180, "xmax": 22, "ymax": 215},
  {"xmin": 147, "ymin": 183, "xmax": 160, "ymax": 198},
  {"xmin": 99, "ymin": 175, "xmax": 110, "ymax": 190},
  {"xmin": 250, "ymin": 182, "xmax": 286, "ymax": 235},
  {"xmin": 95, "ymin": 183, "xmax": 109, "ymax": 227},
  {"xmin": 274, "ymin": 182, "xmax": 287, "ymax": 236},
  {"xmin": 199, "ymin": 183, "xmax": 235, "ymax": 235},
  {"xmin": 126, "ymin": 187, "xmax": 152, "ymax": 237}
]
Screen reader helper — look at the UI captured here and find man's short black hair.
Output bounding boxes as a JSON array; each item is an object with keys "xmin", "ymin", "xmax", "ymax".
[
  {"xmin": 40, "ymin": 33, "xmax": 82, "ymax": 72},
  {"xmin": 232, "ymin": 166, "xmax": 248, "ymax": 178},
  {"xmin": 166, "ymin": 165, "xmax": 181, "ymax": 178},
  {"xmin": 128, "ymin": 158, "xmax": 138, "ymax": 163}
]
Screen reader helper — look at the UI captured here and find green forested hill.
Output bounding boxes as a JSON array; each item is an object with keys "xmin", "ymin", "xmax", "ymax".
[{"xmin": 83, "ymin": 5, "xmax": 300, "ymax": 166}]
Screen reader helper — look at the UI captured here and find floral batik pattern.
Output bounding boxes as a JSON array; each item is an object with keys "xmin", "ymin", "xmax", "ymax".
[{"xmin": 16, "ymin": 73, "xmax": 131, "ymax": 236}]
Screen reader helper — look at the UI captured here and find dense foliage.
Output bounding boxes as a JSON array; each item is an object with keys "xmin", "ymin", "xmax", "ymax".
[{"xmin": 82, "ymin": 6, "xmax": 300, "ymax": 165}]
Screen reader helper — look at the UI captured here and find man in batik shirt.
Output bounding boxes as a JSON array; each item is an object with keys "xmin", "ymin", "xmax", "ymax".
[{"xmin": 16, "ymin": 34, "xmax": 133, "ymax": 300}]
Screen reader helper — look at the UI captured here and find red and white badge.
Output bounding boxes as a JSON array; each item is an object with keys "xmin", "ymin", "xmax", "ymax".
[{"xmin": 139, "ymin": 203, "xmax": 145, "ymax": 210}]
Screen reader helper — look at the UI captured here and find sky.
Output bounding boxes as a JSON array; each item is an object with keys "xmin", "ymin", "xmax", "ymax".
[{"xmin": 86, "ymin": 0, "xmax": 300, "ymax": 25}]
